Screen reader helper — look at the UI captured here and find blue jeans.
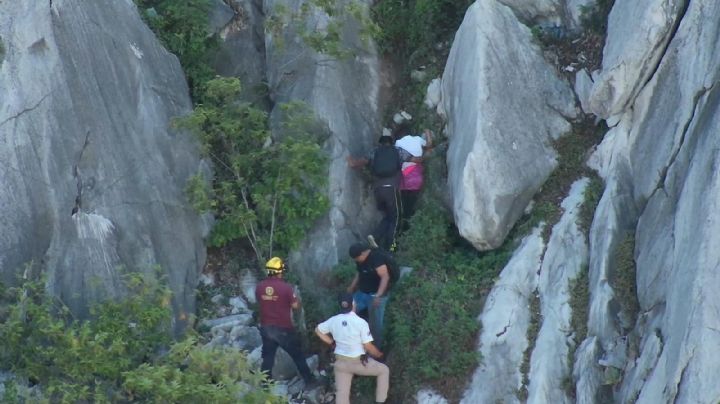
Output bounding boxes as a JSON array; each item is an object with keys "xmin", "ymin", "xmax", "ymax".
[{"xmin": 353, "ymin": 291, "xmax": 388, "ymax": 348}]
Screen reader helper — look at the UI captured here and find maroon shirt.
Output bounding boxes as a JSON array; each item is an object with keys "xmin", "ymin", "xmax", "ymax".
[{"xmin": 255, "ymin": 277, "xmax": 297, "ymax": 329}]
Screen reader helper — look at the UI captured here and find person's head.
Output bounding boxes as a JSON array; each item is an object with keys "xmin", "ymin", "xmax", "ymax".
[
  {"xmin": 338, "ymin": 292, "xmax": 355, "ymax": 314},
  {"xmin": 348, "ymin": 242, "xmax": 370, "ymax": 263},
  {"xmin": 265, "ymin": 256, "xmax": 287, "ymax": 277},
  {"xmin": 378, "ymin": 134, "xmax": 394, "ymax": 146},
  {"xmin": 392, "ymin": 121, "xmax": 412, "ymax": 139}
]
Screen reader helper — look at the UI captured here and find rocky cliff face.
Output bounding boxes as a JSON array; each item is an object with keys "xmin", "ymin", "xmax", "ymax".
[
  {"xmin": 436, "ymin": 0, "xmax": 720, "ymax": 402},
  {"xmin": 214, "ymin": 0, "xmax": 382, "ymax": 274},
  {"xmin": 0, "ymin": 0, "xmax": 208, "ymax": 324}
]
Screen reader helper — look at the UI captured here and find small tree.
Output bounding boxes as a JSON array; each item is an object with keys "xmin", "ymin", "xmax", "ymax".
[{"xmin": 180, "ymin": 77, "xmax": 330, "ymax": 264}]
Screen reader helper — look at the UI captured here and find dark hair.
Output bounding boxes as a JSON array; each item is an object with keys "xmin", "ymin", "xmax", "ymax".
[
  {"xmin": 348, "ymin": 242, "xmax": 369, "ymax": 258},
  {"xmin": 392, "ymin": 121, "xmax": 412, "ymax": 139},
  {"xmin": 378, "ymin": 135, "xmax": 394, "ymax": 145},
  {"xmin": 338, "ymin": 293, "xmax": 353, "ymax": 313}
]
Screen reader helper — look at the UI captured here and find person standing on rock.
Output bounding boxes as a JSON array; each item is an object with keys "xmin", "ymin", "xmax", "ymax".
[
  {"xmin": 393, "ymin": 122, "xmax": 433, "ymax": 229},
  {"xmin": 347, "ymin": 133, "xmax": 421, "ymax": 252},
  {"xmin": 255, "ymin": 257, "xmax": 318, "ymax": 388},
  {"xmin": 346, "ymin": 242, "xmax": 392, "ymax": 348},
  {"xmin": 315, "ymin": 293, "xmax": 389, "ymax": 404}
]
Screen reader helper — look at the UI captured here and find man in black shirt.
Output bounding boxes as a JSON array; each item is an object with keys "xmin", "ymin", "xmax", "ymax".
[{"xmin": 346, "ymin": 242, "xmax": 391, "ymax": 348}]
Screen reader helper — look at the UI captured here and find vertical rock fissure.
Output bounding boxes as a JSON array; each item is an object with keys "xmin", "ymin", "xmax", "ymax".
[
  {"xmin": 71, "ymin": 131, "xmax": 91, "ymax": 216},
  {"xmin": 651, "ymin": 83, "xmax": 713, "ymax": 198},
  {"xmin": 640, "ymin": 0, "xmax": 692, "ymax": 92}
]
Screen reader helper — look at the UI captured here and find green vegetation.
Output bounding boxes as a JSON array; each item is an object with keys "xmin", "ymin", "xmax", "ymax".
[
  {"xmin": 134, "ymin": 0, "xmax": 218, "ymax": 100},
  {"xmin": 569, "ymin": 266, "xmax": 590, "ymax": 346},
  {"xmin": 612, "ymin": 233, "xmax": 639, "ymax": 330},
  {"xmin": 579, "ymin": 175, "xmax": 605, "ymax": 236},
  {"xmin": 518, "ymin": 290, "xmax": 541, "ymax": 401},
  {"xmin": 265, "ymin": 0, "xmax": 380, "ymax": 59},
  {"xmin": 180, "ymin": 77, "xmax": 330, "ymax": 264},
  {"xmin": 373, "ymin": 0, "xmax": 473, "ymax": 61},
  {"xmin": 0, "ymin": 274, "xmax": 279, "ymax": 403}
]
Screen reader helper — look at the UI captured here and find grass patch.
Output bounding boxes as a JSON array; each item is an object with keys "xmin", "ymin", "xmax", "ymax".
[
  {"xmin": 517, "ymin": 289, "xmax": 541, "ymax": 401},
  {"xmin": 612, "ymin": 233, "xmax": 639, "ymax": 331},
  {"xmin": 579, "ymin": 175, "xmax": 605, "ymax": 236}
]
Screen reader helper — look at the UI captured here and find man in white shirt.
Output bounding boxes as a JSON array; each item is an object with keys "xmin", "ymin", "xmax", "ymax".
[{"xmin": 315, "ymin": 293, "xmax": 389, "ymax": 404}]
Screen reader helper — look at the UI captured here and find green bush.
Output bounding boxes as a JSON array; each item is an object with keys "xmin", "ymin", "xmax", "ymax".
[
  {"xmin": 134, "ymin": 0, "xmax": 218, "ymax": 100},
  {"xmin": 178, "ymin": 77, "xmax": 330, "ymax": 264},
  {"xmin": 613, "ymin": 233, "xmax": 639, "ymax": 330},
  {"xmin": 0, "ymin": 274, "xmax": 278, "ymax": 403},
  {"xmin": 372, "ymin": 0, "xmax": 473, "ymax": 60}
]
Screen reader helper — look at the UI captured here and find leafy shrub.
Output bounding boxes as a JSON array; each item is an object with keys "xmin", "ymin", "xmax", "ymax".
[
  {"xmin": 0, "ymin": 274, "xmax": 278, "ymax": 403},
  {"xmin": 123, "ymin": 337, "xmax": 282, "ymax": 403},
  {"xmin": 265, "ymin": 0, "xmax": 380, "ymax": 59},
  {"xmin": 372, "ymin": 0, "xmax": 473, "ymax": 60},
  {"xmin": 179, "ymin": 77, "xmax": 330, "ymax": 264},
  {"xmin": 134, "ymin": 0, "xmax": 218, "ymax": 100}
]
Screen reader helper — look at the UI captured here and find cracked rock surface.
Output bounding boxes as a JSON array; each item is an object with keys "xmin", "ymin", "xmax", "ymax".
[{"xmin": 0, "ymin": 0, "xmax": 208, "ymax": 325}]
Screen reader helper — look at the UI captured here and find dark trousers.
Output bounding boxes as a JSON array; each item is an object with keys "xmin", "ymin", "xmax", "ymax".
[
  {"xmin": 373, "ymin": 184, "xmax": 400, "ymax": 250},
  {"xmin": 260, "ymin": 326, "xmax": 313, "ymax": 382},
  {"xmin": 400, "ymin": 190, "xmax": 420, "ymax": 231}
]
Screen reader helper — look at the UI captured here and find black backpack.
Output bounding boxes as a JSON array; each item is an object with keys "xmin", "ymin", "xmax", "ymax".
[
  {"xmin": 371, "ymin": 145, "xmax": 401, "ymax": 178},
  {"xmin": 373, "ymin": 247, "xmax": 400, "ymax": 287}
]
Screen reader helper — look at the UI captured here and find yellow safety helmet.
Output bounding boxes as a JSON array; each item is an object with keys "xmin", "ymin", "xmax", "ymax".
[{"xmin": 265, "ymin": 257, "xmax": 286, "ymax": 275}]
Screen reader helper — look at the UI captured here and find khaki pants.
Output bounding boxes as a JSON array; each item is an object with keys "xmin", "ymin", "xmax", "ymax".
[{"xmin": 334, "ymin": 355, "xmax": 389, "ymax": 404}]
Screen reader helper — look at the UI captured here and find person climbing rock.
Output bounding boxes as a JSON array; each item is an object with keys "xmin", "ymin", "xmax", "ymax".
[
  {"xmin": 346, "ymin": 242, "xmax": 392, "ymax": 348},
  {"xmin": 255, "ymin": 257, "xmax": 318, "ymax": 388},
  {"xmin": 315, "ymin": 293, "xmax": 389, "ymax": 404},
  {"xmin": 347, "ymin": 133, "xmax": 421, "ymax": 251},
  {"xmin": 393, "ymin": 122, "xmax": 433, "ymax": 229}
]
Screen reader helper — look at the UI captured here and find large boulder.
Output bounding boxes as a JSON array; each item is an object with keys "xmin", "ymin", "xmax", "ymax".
[
  {"xmin": 0, "ymin": 0, "xmax": 207, "ymax": 324},
  {"xmin": 441, "ymin": 0, "xmax": 577, "ymax": 251}
]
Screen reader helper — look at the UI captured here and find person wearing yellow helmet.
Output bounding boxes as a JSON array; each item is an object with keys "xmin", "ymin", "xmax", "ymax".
[{"xmin": 255, "ymin": 257, "xmax": 318, "ymax": 388}]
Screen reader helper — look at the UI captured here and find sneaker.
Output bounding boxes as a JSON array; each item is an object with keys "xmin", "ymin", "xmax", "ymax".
[{"xmin": 367, "ymin": 234, "xmax": 379, "ymax": 249}]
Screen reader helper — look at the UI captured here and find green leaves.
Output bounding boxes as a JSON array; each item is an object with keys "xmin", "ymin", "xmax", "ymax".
[
  {"xmin": 0, "ymin": 274, "xmax": 279, "ymax": 402},
  {"xmin": 178, "ymin": 77, "xmax": 329, "ymax": 263},
  {"xmin": 134, "ymin": 0, "xmax": 218, "ymax": 100}
]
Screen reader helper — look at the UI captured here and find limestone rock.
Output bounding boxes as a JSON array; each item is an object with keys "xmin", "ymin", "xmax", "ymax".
[
  {"xmin": 264, "ymin": 0, "xmax": 383, "ymax": 275},
  {"xmin": 461, "ymin": 226, "xmax": 544, "ymax": 404},
  {"xmin": 0, "ymin": 0, "xmax": 207, "ymax": 323},
  {"xmin": 417, "ymin": 389, "xmax": 449, "ymax": 404},
  {"xmin": 587, "ymin": 0, "xmax": 686, "ymax": 118},
  {"xmin": 213, "ymin": 0, "xmax": 268, "ymax": 105},
  {"xmin": 527, "ymin": 179, "xmax": 588, "ymax": 404},
  {"xmin": 441, "ymin": 0, "xmax": 577, "ymax": 250}
]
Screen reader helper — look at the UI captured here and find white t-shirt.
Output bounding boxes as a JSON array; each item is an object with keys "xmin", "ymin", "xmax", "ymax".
[
  {"xmin": 395, "ymin": 135, "xmax": 426, "ymax": 169},
  {"xmin": 395, "ymin": 135, "xmax": 426, "ymax": 157},
  {"xmin": 317, "ymin": 312, "xmax": 373, "ymax": 357}
]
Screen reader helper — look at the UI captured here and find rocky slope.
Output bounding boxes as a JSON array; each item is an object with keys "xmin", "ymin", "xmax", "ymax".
[
  {"xmin": 433, "ymin": 0, "xmax": 720, "ymax": 402},
  {"xmin": 0, "ymin": 0, "xmax": 208, "ymax": 325}
]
